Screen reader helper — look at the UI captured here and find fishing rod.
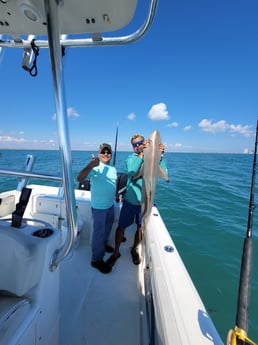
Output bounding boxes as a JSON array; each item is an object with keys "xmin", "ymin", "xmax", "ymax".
[
  {"xmin": 113, "ymin": 123, "xmax": 119, "ymax": 166},
  {"xmin": 227, "ymin": 119, "xmax": 258, "ymax": 345}
]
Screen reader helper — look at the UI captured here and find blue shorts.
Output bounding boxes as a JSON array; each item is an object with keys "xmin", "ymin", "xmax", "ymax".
[{"xmin": 118, "ymin": 199, "xmax": 142, "ymax": 228}]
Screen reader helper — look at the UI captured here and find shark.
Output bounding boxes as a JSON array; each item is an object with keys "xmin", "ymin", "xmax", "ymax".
[{"xmin": 133, "ymin": 130, "xmax": 169, "ymax": 227}]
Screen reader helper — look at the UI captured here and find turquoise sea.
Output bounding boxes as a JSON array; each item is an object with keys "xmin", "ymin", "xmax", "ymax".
[{"xmin": 0, "ymin": 149, "xmax": 258, "ymax": 343}]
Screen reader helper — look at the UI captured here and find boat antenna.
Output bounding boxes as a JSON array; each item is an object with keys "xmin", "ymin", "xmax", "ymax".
[
  {"xmin": 227, "ymin": 118, "xmax": 258, "ymax": 345},
  {"xmin": 113, "ymin": 123, "xmax": 119, "ymax": 166}
]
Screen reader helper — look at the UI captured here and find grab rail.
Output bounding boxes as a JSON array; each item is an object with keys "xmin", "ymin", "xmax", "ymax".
[{"xmin": 0, "ymin": 168, "xmax": 62, "ymax": 183}]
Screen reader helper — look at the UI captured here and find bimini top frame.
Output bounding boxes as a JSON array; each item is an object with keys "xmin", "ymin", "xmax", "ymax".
[
  {"xmin": 0, "ymin": 0, "xmax": 158, "ymax": 270},
  {"xmin": 0, "ymin": 0, "xmax": 158, "ymax": 49}
]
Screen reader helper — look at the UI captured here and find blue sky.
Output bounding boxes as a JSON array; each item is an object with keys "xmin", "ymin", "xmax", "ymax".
[{"xmin": 0, "ymin": 0, "xmax": 258, "ymax": 153}]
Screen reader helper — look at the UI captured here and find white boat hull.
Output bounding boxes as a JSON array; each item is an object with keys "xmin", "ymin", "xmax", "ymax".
[{"xmin": 0, "ymin": 185, "xmax": 223, "ymax": 345}]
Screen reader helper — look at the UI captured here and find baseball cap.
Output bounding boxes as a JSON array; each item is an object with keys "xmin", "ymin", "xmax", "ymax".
[{"xmin": 98, "ymin": 143, "xmax": 112, "ymax": 153}]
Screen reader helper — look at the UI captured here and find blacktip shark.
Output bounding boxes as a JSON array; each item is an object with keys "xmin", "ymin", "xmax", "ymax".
[{"xmin": 133, "ymin": 130, "xmax": 169, "ymax": 227}]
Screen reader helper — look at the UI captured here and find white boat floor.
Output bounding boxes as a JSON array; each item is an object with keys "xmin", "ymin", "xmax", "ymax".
[{"xmin": 59, "ymin": 228, "xmax": 145, "ymax": 345}]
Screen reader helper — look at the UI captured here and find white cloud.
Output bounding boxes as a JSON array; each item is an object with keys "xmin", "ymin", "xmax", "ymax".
[
  {"xmin": 198, "ymin": 119, "xmax": 229, "ymax": 133},
  {"xmin": 0, "ymin": 135, "xmax": 58, "ymax": 149},
  {"xmin": 198, "ymin": 118, "xmax": 253, "ymax": 137},
  {"xmin": 167, "ymin": 122, "xmax": 178, "ymax": 127},
  {"xmin": 0, "ymin": 136, "xmax": 25, "ymax": 143},
  {"xmin": 184, "ymin": 125, "xmax": 192, "ymax": 131},
  {"xmin": 67, "ymin": 107, "xmax": 79, "ymax": 118},
  {"xmin": 127, "ymin": 112, "xmax": 136, "ymax": 120},
  {"xmin": 52, "ymin": 107, "xmax": 79, "ymax": 120},
  {"xmin": 148, "ymin": 103, "xmax": 169, "ymax": 121},
  {"xmin": 229, "ymin": 124, "xmax": 252, "ymax": 137}
]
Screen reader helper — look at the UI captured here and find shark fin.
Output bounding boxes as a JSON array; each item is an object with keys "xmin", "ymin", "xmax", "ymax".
[{"xmin": 158, "ymin": 166, "xmax": 169, "ymax": 182}]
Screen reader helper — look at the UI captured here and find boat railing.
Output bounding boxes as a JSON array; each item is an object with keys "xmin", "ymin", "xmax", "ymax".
[{"xmin": 0, "ymin": 168, "xmax": 62, "ymax": 184}]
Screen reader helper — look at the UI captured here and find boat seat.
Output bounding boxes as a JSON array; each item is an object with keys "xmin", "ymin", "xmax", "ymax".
[
  {"xmin": 32, "ymin": 195, "xmax": 62, "ymax": 214},
  {"xmin": 0, "ymin": 295, "xmax": 31, "ymax": 343},
  {"xmin": 0, "ymin": 195, "xmax": 16, "ymax": 217},
  {"xmin": 0, "ymin": 223, "xmax": 45, "ymax": 297},
  {"xmin": 32, "ymin": 194, "xmax": 91, "ymax": 243}
]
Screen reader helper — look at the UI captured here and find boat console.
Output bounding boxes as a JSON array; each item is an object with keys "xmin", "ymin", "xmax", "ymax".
[
  {"xmin": 0, "ymin": 219, "xmax": 58, "ymax": 296},
  {"xmin": 0, "ymin": 218, "xmax": 60, "ymax": 345}
]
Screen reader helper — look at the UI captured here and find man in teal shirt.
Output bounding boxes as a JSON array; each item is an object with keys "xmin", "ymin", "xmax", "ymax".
[
  {"xmin": 77, "ymin": 143, "xmax": 117, "ymax": 274},
  {"xmin": 107, "ymin": 134, "xmax": 167, "ymax": 266}
]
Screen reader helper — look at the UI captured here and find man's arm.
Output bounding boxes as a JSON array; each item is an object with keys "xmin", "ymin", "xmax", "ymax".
[{"xmin": 77, "ymin": 154, "xmax": 99, "ymax": 182}]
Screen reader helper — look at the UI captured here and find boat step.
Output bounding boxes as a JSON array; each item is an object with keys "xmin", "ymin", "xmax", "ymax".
[{"xmin": 0, "ymin": 296, "xmax": 30, "ymax": 344}]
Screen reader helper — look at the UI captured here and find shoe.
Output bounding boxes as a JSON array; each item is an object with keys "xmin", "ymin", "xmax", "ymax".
[
  {"xmin": 130, "ymin": 248, "xmax": 141, "ymax": 265},
  {"xmin": 105, "ymin": 245, "xmax": 114, "ymax": 253},
  {"xmin": 106, "ymin": 253, "xmax": 121, "ymax": 267},
  {"xmin": 91, "ymin": 259, "xmax": 112, "ymax": 274}
]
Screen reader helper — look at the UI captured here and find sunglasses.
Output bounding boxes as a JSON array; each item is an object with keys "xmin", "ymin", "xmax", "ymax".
[
  {"xmin": 100, "ymin": 150, "xmax": 111, "ymax": 155},
  {"xmin": 132, "ymin": 140, "xmax": 144, "ymax": 148}
]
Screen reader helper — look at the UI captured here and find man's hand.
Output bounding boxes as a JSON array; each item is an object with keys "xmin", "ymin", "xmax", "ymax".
[
  {"xmin": 160, "ymin": 143, "xmax": 165, "ymax": 154},
  {"xmin": 90, "ymin": 154, "xmax": 100, "ymax": 167}
]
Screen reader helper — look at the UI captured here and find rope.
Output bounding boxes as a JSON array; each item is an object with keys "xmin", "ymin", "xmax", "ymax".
[{"xmin": 29, "ymin": 39, "xmax": 39, "ymax": 77}]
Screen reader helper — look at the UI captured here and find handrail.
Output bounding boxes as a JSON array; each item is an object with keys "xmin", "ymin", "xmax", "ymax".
[
  {"xmin": 0, "ymin": 168, "xmax": 62, "ymax": 182},
  {"xmin": 0, "ymin": 0, "xmax": 158, "ymax": 49}
]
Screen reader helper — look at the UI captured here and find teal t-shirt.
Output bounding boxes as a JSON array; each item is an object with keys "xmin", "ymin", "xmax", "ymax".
[
  {"xmin": 87, "ymin": 162, "xmax": 117, "ymax": 209},
  {"xmin": 124, "ymin": 154, "xmax": 144, "ymax": 206}
]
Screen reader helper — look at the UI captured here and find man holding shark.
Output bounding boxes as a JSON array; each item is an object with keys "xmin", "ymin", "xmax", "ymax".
[{"xmin": 107, "ymin": 131, "xmax": 168, "ymax": 267}]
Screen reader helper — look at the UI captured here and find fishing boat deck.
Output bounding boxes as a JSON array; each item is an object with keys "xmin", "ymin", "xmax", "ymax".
[
  {"xmin": 59, "ymin": 224, "xmax": 148, "ymax": 345},
  {"xmin": 0, "ymin": 185, "xmax": 223, "ymax": 345}
]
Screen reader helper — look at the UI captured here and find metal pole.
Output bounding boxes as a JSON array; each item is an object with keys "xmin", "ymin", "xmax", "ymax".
[{"xmin": 44, "ymin": 0, "xmax": 78, "ymax": 270}]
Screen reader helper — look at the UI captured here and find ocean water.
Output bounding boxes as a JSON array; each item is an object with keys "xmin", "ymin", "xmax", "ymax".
[{"xmin": 0, "ymin": 149, "xmax": 258, "ymax": 343}]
